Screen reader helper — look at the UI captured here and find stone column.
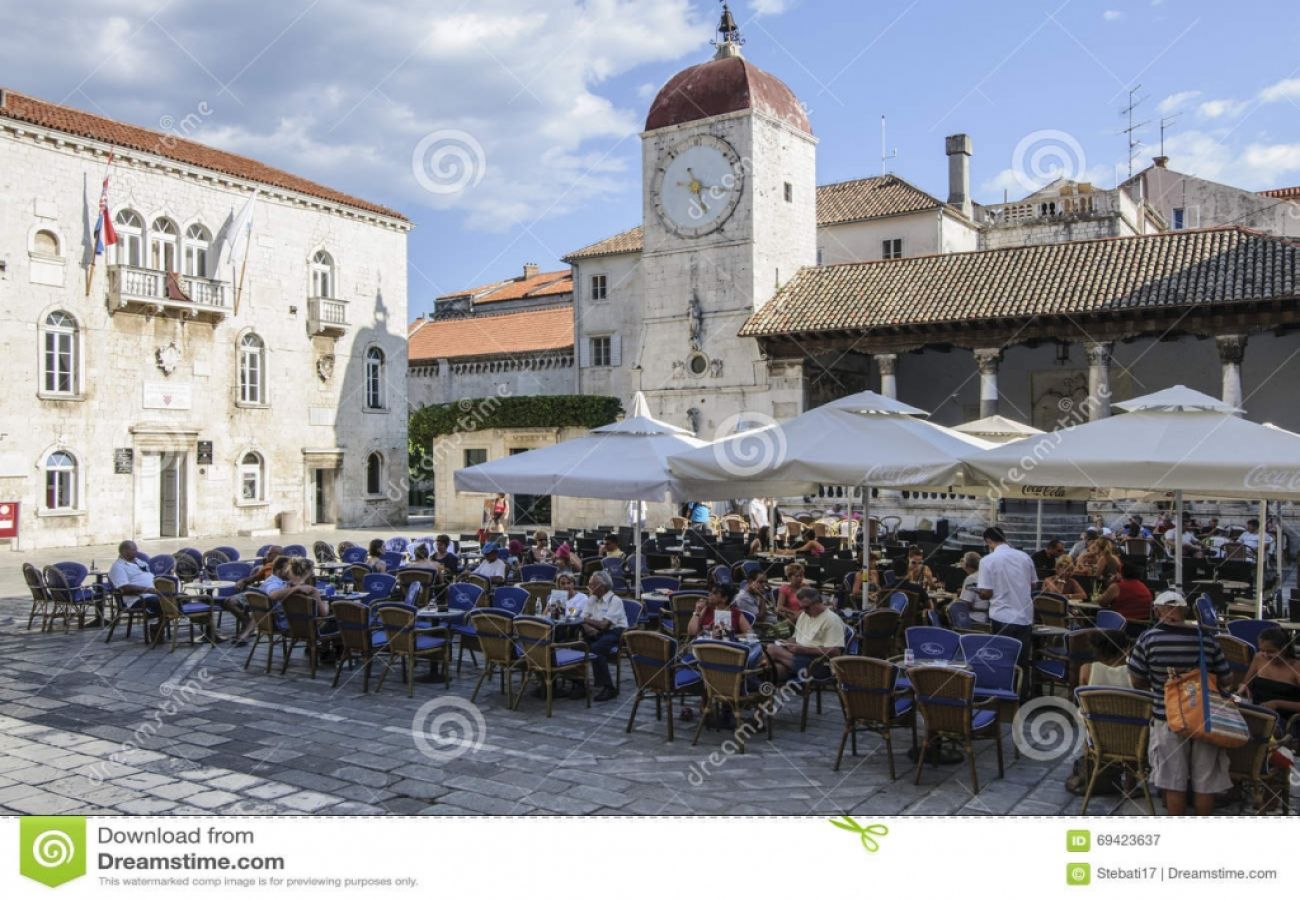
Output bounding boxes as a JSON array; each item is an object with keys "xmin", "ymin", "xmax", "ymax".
[
  {"xmin": 1216, "ymin": 335, "xmax": 1247, "ymax": 414},
  {"xmin": 1083, "ymin": 341, "xmax": 1113, "ymax": 420},
  {"xmin": 973, "ymin": 348, "xmax": 1002, "ymax": 419},
  {"xmin": 875, "ymin": 353, "xmax": 898, "ymax": 399}
]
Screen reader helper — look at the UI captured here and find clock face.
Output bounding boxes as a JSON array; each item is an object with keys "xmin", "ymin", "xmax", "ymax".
[{"xmin": 652, "ymin": 135, "xmax": 745, "ymax": 238}]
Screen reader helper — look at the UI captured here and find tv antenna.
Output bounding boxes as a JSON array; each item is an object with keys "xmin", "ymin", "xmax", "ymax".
[
  {"xmin": 1159, "ymin": 114, "xmax": 1180, "ymax": 157},
  {"xmin": 880, "ymin": 115, "xmax": 897, "ymax": 175},
  {"xmin": 1120, "ymin": 85, "xmax": 1149, "ymax": 178}
]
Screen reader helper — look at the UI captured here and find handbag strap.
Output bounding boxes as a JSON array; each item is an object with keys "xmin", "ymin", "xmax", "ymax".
[{"xmin": 1196, "ymin": 622, "xmax": 1213, "ymax": 734}]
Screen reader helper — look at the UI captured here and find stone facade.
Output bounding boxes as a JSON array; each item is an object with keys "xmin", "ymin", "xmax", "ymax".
[
  {"xmin": 0, "ymin": 118, "xmax": 409, "ymax": 550},
  {"xmin": 407, "ymin": 353, "xmax": 575, "ymax": 409},
  {"xmin": 1133, "ymin": 163, "xmax": 1300, "ymax": 238}
]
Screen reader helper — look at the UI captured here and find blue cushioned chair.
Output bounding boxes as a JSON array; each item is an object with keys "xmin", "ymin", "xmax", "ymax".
[
  {"xmin": 282, "ymin": 544, "xmax": 308, "ymax": 558},
  {"xmin": 887, "ymin": 590, "xmax": 908, "ymax": 613},
  {"xmin": 213, "ymin": 546, "xmax": 240, "ymax": 561},
  {"xmin": 331, "ymin": 601, "xmax": 385, "ymax": 693},
  {"xmin": 830, "ymin": 656, "xmax": 917, "ymax": 777},
  {"xmin": 623, "ymin": 631, "xmax": 702, "ymax": 741},
  {"xmin": 1227, "ymin": 618, "xmax": 1273, "ymax": 650},
  {"xmin": 1095, "ymin": 609, "xmax": 1127, "ymax": 631},
  {"xmin": 641, "ymin": 576, "xmax": 681, "ymax": 594},
  {"xmin": 362, "ymin": 573, "xmax": 397, "ymax": 603},
  {"xmin": 906, "ymin": 626, "xmax": 961, "ymax": 663},
  {"xmin": 511, "ymin": 615, "xmax": 595, "ymax": 717},
  {"xmin": 147, "ymin": 554, "xmax": 176, "ymax": 576},
  {"xmin": 520, "ymin": 563, "xmax": 558, "ymax": 583},
  {"xmin": 910, "ymin": 665, "xmax": 1003, "ymax": 793},
  {"xmin": 447, "ymin": 582, "xmax": 484, "ymax": 671},
  {"xmin": 490, "ymin": 586, "xmax": 529, "ymax": 616},
  {"xmin": 1194, "ymin": 593, "xmax": 1221, "ymax": 630},
  {"xmin": 341, "ymin": 545, "xmax": 369, "ymax": 565},
  {"xmin": 381, "ymin": 551, "xmax": 404, "ymax": 572},
  {"xmin": 384, "ymin": 537, "xmax": 410, "ymax": 554},
  {"xmin": 375, "ymin": 603, "xmax": 450, "ymax": 696}
]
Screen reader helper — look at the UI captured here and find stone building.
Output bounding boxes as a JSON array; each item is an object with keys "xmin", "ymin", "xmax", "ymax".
[{"xmin": 0, "ymin": 89, "xmax": 410, "ymax": 550}]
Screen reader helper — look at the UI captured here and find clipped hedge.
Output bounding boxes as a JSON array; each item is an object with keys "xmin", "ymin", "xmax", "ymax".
[{"xmin": 409, "ymin": 394, "xmax": 623, "ymax": 446}]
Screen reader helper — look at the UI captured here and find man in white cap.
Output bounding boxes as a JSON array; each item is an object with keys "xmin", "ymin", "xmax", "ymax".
[
  {"xmin": 472, "ymin": 543, "xmax": 507, "ymax": 584},
  {"xmin": 1128, "ymin": 589, "xmax": 1234, "ymax": 816}
]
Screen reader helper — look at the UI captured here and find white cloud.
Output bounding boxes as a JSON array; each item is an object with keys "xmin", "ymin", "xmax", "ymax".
[
  {"xmin": 1259, "ymin": 77, "xmax": 1300, "ymax": 104},
  {"xmin": 1157, "ymin": 90, "xmax": 1201, "ymax": 114},
  {"xmin": 1159, "ymin": 130, "xmax": 1300, "ymax": 187},
  {"xmin": 1198, "ymin": 98, "xmax": 1249, "ymax": 119},
  {"xmin": 1103, "ymin": 10, "xmax": 1124, "ymax": 21},
  {"xmin": 751, "ymin": 0, "xmax": 792, "ymax": 15}
]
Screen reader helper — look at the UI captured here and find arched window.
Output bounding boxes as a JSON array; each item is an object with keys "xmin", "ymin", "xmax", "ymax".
[
  {"xmin": 310, "ymin": 250, "xmax": 334, "ymax": 298},
  {"xmin": 32, "ymin": 229, "xmax": 61, "ymax": 256},
  {"xmin": 41, "ymin": 311, "xmax": 79, "ymax": 396},
  {"xmin": 114, "ymin": 210, "xmax": 143, "ymax": 267},
  {"xmin": 238, "ymin": 333, "xmax": 265, "ymax": 405},
  {"xmin": 148, "ymin": 217, "xmax": 179, "ymax": 272},
  {"xmin": 43, "ymin": 450, "xmax": 77, "ymax": 510},
  {"xmin": 239, "ymin": 452, "xmax": 265, "ymax": 502},
  {"xmin": 366, "ymin": 452, "xmax": 384, "ymax": 496},
  {"xmin": 183, "ymin": 224, "xmax": 211, "ymax": 277},
  {"xmin": 364, "ymin": 346, "xmax": 385, "ymax": 409}
]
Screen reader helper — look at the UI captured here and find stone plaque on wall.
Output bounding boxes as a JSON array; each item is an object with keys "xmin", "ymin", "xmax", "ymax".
[
  {"xmin": 142, "ymin": 381, "xmax": 193, "ymax": 410},
  {"xmin": 114, "ymin": 448, "xmax": 134, "ymax": 474},
  {"xmin": 196, "ymin": 441, "xmax": 214, "ymax": 465}
]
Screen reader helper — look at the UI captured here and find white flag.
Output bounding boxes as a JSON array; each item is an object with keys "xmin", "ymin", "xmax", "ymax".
[{"xmin": 219, "ymin": 189, "xmax": 258, "ymax": 275}]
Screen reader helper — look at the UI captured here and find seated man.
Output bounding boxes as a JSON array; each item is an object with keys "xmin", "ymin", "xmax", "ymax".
[
  {"xmin": 472, "ymin": 543, "xmax": 508, "ymax": 584},
  {"xmin": 766, "ymin": 586, "xmax": 845, "ymax": 681},
  {"xmin": 579, "ymin": 571, "xmax": 628, "ymax": 702},
  {"xmin": 1030, "ymin": 539, "xmax": 1065, "ymax": 576},
  {"xmin": 108, "ymin": 541, "xmax": 162, "ymax": 632},
  {"xmin": 600, "ymin": 535, "xmax": 625, "ymax": 560},
  {"xmin": 1239, "ymin": 518, "xmax": 1273, "ymax": 555},
  {"xmin": 225, "ymin": 545, "xmax": 282, "ymax": 643}
]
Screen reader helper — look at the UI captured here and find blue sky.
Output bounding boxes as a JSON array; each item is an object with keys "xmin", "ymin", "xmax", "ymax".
[{"xmin": 4, "ymin": 0, "xmax": 1298, "ymax": 319}]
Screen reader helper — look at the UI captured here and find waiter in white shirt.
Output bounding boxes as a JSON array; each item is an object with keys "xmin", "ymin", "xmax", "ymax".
[{"xmin": 975, "ymin": 526, "xmax": 1036, "ymax": 698}]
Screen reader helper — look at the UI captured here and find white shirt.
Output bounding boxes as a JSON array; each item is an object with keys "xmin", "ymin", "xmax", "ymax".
[
  {"xmin": 560, "ymin": 590, "xmax": 589, "ymax": 616},
  {"xmin": 584, "ymin": 591, "xmax": 628, "ymax": 629},
  {"xmin": 109, "ymin": 557, "xmax": 155, "ymax": 591},
  {"xmin": 746, "ymin": 497, "xmax": 769, "ymax": 529},
  {"xmin": 976, "ymin": 543, "xmax": 1036, "ymax": 626},
  {"xmin": 1239, "ymin": 530, "xmax": 1272, "ymax": 551},
  {"xmin": 474, "ymin": 558, "xmax": 507, "ymax": 580}
]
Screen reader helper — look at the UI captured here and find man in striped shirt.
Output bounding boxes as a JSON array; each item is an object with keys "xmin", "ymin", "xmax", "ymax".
[{"xmin": 1128, "ymin": 590, "xmax": 1235, "ymax": 816}]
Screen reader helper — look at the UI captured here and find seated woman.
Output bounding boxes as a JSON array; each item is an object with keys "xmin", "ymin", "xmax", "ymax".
[
  {"xmin": 775, "ymin": 563, "xmax": 806, "ymax": 625},
  {"xmin": 366, "ymin": 538, "xmax": 388, "ymax": 573},
  {"xmin": 529, "ymin": 531, "xmax": 552, "ymax": 563},
  {"xmin": 849, "ymin": 553, "xmax": 883, "ymax": 604},
  {"xmin": 903, "ymin": 545, "xmax": 942, "ymax": 591},
  {"xmin": 1079, "ymin": 629, "xmax": 1133, "ymax": 687},
  {"xmin": 687, "ymin": 583, "xmax": 753, "ymax": 639},
  {"xmin": 1097, "ymin": 561, "xmax": 1153, "ymax": 635},
  {"xmin": 1041, "ymin": 555, "xmax": 1087, "ymax": 602},
  {"xmin": 405, "ymin": 542, "xmax": 442, "ymax": 573},
  {"xmin": 553, "ymin": 572, "xmax": 589, "ymax": 617},
  {"xmin": 1242, "ymin": 627, "xmax": 1300, "ymax": 728},
  {"xmin": 1093, "ymin": 538, "xmax": 1122, "ymax": 582},
  {"xmin": 748, "ymin": 525, "xmax": 772, "ymax": 557},
  {"xmin": 553, "ymin": 544, "xmax": 582, "ymax": 576},
  {"xmin": 955, "ymin": 550, "xmax": 990, "ymax": 623},
  {"xmin": 431, "ymin": 534, "xmax": 460, "ymax": 578},
  {"xmin": 791, "ymin": 528, "xmax": 825, "ymax": 557},
  {"xmin": 734, "ymin": 569, "xmax": 773, "ymax": 623}
]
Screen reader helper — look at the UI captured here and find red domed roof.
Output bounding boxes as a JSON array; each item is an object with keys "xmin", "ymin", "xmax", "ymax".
[{"xmin": 645, "ymin": 55, "xmax": 810, "ymax": 135}]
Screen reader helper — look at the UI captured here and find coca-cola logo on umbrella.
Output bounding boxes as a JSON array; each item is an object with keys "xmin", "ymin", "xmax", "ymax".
[{"xmin": 1243, "ymin": 465, "xmax": 1300, "ymax": 492}]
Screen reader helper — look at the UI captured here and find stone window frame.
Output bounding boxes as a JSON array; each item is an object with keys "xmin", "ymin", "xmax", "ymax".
[
  {"xmin": 363, "ymin": 345, "xmax": 388, "ymax": 411},
  {"xmin": 236, "ymin": 449, "xmax": 268, "ymax": 507},
  {"xmin": 311, "ymin": 248, "xmax": 335, "ymax": 299},
  {"xmin": 237, "ymin": 330, "xmax": 269, "ymax": 408},
  {"xmin": 38, "ymin": 307, "xmax": 84, "ymax": 401},
  {"xmin": 37, "ymin": 444, "xmax": 85, "ymax": 518},
  {"xmin": 365, "ymin": 450, "xmax": 386, "ymax": 498}
]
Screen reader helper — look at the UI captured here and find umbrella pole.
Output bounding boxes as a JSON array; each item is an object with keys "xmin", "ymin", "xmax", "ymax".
[
  {"xmin": 1174, "ymin": 490, "xmax": 1183, "ymax": 594},
  {"xmin": 1257, "ymin": 498, "xmax": 1267, "ymax": 618},
  {"xmin": 635, "ymin": 511, "xmax": 643, "ymax": 601},
  {"xmin": 862, "ymin": 482, "xmax": 871, "ymax": 609},
  {"xmin": 1035, "ymin": 499, "xmax": 1043, "ymax": 548},
  {"xmin": 1276, "ymin": 500, "xmax": 1284, "ymax": 590}
]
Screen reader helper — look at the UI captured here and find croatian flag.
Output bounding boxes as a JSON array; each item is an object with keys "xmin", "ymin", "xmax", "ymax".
[{"xmin": 92, "ymin": 156, "xmax": 117, "ymax": 257}]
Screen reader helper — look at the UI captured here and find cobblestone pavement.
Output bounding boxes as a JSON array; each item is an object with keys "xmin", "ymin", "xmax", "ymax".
[{"xmin": 0, "ymin": 534, "xmax": 1274, "ymax": 817}]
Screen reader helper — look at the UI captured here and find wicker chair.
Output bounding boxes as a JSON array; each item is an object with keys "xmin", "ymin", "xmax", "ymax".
[
  {"xmin": 149, "ymin": 575, "xmax": 217, "ymax": 652},
  {"xmin": 856, "ymin": 608, "xmax": 902, "ymax": 659},
  {"xmin": 1033, "ymin": 592, "xmax": 1071, "ymax": 629},
  {"xmin": 375, "ymin": 604, "xmax": 451, "ymax": 696},
  {"xmin": 395, "ymin": 569, "xmax": 435, "ymax": 607},
  {"xmin": 623, "ymin": 631, "xmax": 702, "ymax": 742},
  {"xmin": 1215, "ymin": 633, "xmax": 1255, "ymax": 682},
  {"xmin": 910, "ymin": 666, "xmax": 1003, "ymax": 793},
  {"xmin": 518, "ymin": 580, "xmax": 558, "ymax": 616},
  {"xmin": 331, "ymin": 601, "xmax": 384, "ymax": 693},
  {"xmin": 690, "ymin": 641, "xmax": 774, "ymax": 752},
  {"xmin": 22, "ymin": 563, "xmax": 53, "ymax": 632},
  {"xmin": 344, "ymin": 563, "xmax": 372, "ymax": 590},
  {"xmin": 1034, "ymin": 627, "xmax": 1102, "ymax": 697},
  {"xmin": 1226, "ymin": 702, "xmax": 1286, "ymax": 814},
  {"xmin": 41, "ymin": 564, "xmax": 95, "ymax": 632},
  {"xmin": 511, "ymin": 616, "xmax": 593, "ymax": 717},
  {"xmin": 242, "ymin": 591, "xmax": 287, "ymax": 673},
  {"xmin": 830, "ymin": 656, "xmax": 916, "ymax": 777},
  {"xmin": 1074, "ymin": 686, "xmax": 1156, "ymax": 814},
  {"xmin": 467, "ymin": 610, "xmax": 526, "ymax": 705},
  {"xmin": 280, "ymin": 593, "xmax": 338, "ymax": 678},
  {"xmin": 662, "ymin": 591, "xmax": 706, "ymax": 643},
  {"xmin": 459, "ymin": 573, "xmax": 491, "ymax": 595}
]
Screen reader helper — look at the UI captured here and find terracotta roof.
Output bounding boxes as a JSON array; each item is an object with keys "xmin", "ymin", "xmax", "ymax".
[
  {"xmin": 565, "ymin": 176, "xmax": 949, "ymax": 260},
  {"xmin": 741, "ymin": 227, "xmax": 1300, "ymax": 337},
  {"xmin": 1259, "ymin": 186, "xmax": 1300, "ymax": 202},
  {"xmin": 0, "ymin": 89, "xmax": 407, "ymax": 222},
  {"xmin": 437, "ymin": 268, "xmax": 572, "ymax": 304},
  {"xmin": 408, "ymin": 306, "xmax": 573, "ymax": 363},
  {"xmin": 646, "ymin": 55, "xmax": 810, "ymax": 135},
  {"xmin": 817, "ymin": 175, "xmax": 944, "ymax": 225}
]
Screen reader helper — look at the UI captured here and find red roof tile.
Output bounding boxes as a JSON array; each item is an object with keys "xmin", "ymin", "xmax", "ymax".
[
  {"xmin": 0, "ymin": 89, "xmax": 407, "ymax": 222},
  {"xmin": 1260, "ymin": 186, "xmax": 1300, "ymax": 202},
  {"xmin": 646, "ymin": 55, "xmax": 810, "ymax": 135},
  {"xmin": 408, "ymin": 306, "xmax": 573, "ymax": 363}
]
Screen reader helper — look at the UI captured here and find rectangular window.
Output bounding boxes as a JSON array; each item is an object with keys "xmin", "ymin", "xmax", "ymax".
[
  {"xmin": 44, "ymin": 331, "xmax": 74, "ymax": 394},
  {"xmin": 882, "ymin": 238, "xmax": 903, "ymax": 260},
  {"xmin": 1172, "ymin": 207, "xmax": 1185, "ymax": 229},
  {"xmin": 590, "ymin": 336, "xmax": 611, "ymax": 367},
  {"xmin": 591, "ymin": 274, "xmax": 607, "ymax": 300},
  {"xmin": 46, "ymin": 470, "xmax": 73, "ymax": 510},
  {"xmin": 784, "ymin": 182, "xmax": 793, "ymax": 202},
  {"xmin": 464, "ymin": 448, "xmax": 487, "ymax": 468},
  {"xmin": 241, "ymin": 471, "xmax": 259, "ymax": 501}
]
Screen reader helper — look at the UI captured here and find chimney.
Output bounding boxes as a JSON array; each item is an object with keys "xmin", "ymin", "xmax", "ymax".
[
  {"xmin": 1152, "ymin": 155, "xmax": 1169, "ymax": 168},
  {"xmin": 522, "ymin": 262, "xmax": 539, "ymax": 279},
  {"xmin": 945, "ymin": 133, "xmax": 973, "ymax": 218}
]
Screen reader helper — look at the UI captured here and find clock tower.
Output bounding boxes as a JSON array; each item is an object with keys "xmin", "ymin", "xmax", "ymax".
[{"xmin": 636, "ymin": 4, "xmax": 817, "ymax": 436}]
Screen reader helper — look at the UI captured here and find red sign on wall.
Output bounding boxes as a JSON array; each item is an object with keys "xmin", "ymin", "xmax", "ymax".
[{"xmin": 0, "ymin": 502, "xmax": 19, "ymax": 539}]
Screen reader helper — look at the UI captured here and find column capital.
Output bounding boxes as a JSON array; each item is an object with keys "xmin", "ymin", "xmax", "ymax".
[
  {"xmin": 973, "ymin": 348, "xmax": 1003, "ymax": 375},
  {"xmin": 875, "ymin": 353, "xmax": 898, "ymax": 377},
  {"xmin": 1083, "ymin": 341, "xmax": 1113, "ymax": 366},
  {"xmin": 1215, "ymin": 334, "xmax": 1247, "ymax": 365}
]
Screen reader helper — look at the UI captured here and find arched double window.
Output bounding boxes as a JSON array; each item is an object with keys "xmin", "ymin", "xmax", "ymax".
[
  {"xmin": 43, "ymin": 450, "xmax": 77, "ymax": 511},
  {"xmin": 238, "ymin": 333, "xmax": 266, "ymax": 405},
  {"xmin": 364, "ymin": 347, "xmax": 385, "ymax": 410},
  {"xmin": 366, "ymin": 452, "xmax": 384, "ymax": 496},
  {"xmin": 40, "ymin": 311, "xmax": 79, "ymax": 396},
  {"xmin": 183, "ymin": 224, "xmax": 211, "ymax": 277},
  {"xmin": 114, "ymin": 210, "xmax": 144, "ymax": 267},
  {"xmin": 311, "ymin": 250, "xmax": 334, "ymax": 298},
  {"xmin": 239, "ymin": 451, "xmax": 265, "ymax": 502}
]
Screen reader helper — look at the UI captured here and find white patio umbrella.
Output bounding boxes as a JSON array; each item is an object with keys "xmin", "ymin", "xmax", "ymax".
[
  {"xmin": 955, "ymin": 415, "xmax": 1054, "ymax": 545},
  {"xmin": 454, "ymin": 392, "xmax": 707, "ymax": 598},
  {"xmin": 668, "ymin": 390, "xmax": 993, "ymax": 605},
  {"xmin": 964, "ymin": 385, "xmax": 1300, "ymax": 615}
]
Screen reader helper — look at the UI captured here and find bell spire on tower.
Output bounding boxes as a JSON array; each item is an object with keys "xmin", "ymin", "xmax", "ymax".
[{"xmin": 712, "ymin": 1, "xmax": 744, "ymax": 59}]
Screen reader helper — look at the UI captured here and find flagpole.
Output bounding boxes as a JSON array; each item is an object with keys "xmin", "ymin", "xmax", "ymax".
[
  {"xmin": 84, "ymin": 149, "xmax": 116, "ymax": 297},
  {"xmin": 233, "ymin": 226, "xmax": 251, "ymax": 317}
]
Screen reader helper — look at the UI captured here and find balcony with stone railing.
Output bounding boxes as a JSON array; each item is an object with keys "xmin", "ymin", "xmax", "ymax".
[
  {"xmin": 307, "ymin": 296, "xmax": 348, "ymax": 337},
  {"xmin": 107, "ymin": 265, "xmax": 231, "ymax": 321},
  {"xmin": 980, "ymin": 187, "xmax": 1125, "ymax": 227}
]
